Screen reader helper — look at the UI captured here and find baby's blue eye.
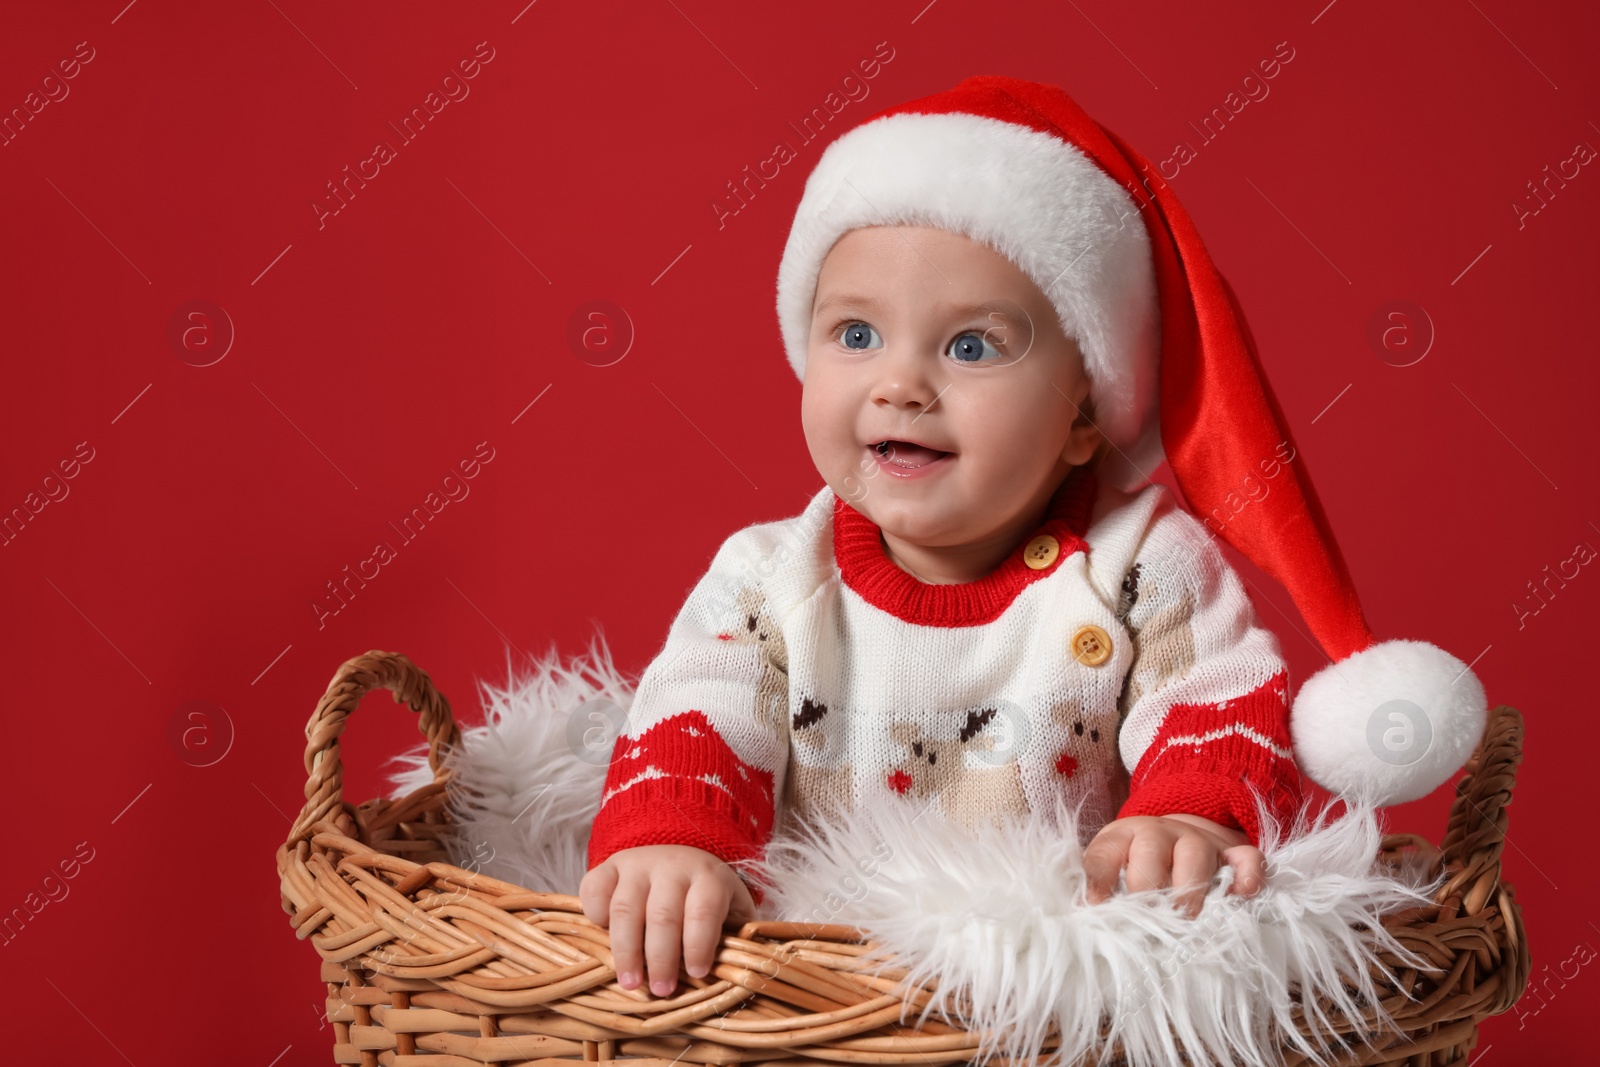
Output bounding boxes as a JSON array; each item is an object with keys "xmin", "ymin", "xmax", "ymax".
[
  {"xmin": 947, "ymin": 330, "xmax": 1003, "ymax": 364},
  {"xmin": 837, "ymin": 322, "xmax": 882, "ymax": 350}
]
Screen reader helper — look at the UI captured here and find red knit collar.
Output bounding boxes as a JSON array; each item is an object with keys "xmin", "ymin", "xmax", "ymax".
[{"xmin": 832, "ymin": 466, "xmax": 1098, "ymax": 627}]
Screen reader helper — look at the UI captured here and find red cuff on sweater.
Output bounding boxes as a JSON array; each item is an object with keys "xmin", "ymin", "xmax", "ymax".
[
  {"xmin": 1117, "ymin": 671, "xmax": 1304, "ymax": 848},
  {"xmin": 587, "ymin": 710, "xmax": 777, "ymax": 904},
  {"xmin": 587, "ymin": 779, "xmax": 773, "ymax": 906},
  {"xmin": 1116, "ymin": 769, "xmax": 1300, "ymax": 848}
]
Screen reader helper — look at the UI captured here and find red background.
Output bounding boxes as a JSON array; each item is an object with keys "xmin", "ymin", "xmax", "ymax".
[{"xmin": 3, "ymin": 0, "xmax": 1594, "ymax": 1061}]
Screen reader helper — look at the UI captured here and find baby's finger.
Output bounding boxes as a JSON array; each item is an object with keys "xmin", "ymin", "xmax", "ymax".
[
  {"xmin": 578, "ymin": 862, "xmax": 618, "ymax": 927},
  {"xmin": 725, "ymin": 872, "xmax": 758, "ymax": 925},
  {"xmin": 1081, "ymin": 827, "xmax": 1131, "ymax": 903},
  {"xmin": 606, "ymin": 871, "xmax": 650, "ymax": 991},
  {"xmin": 1122, "ymin": 830, "xmax": 1170, "ymax": 895},
  {"xmin": 643, "ymin": 877, "xmax": 688, "ymax": 997},
  {"xmin": 1169, "ymin": 832, "xmax": 1214, "ymax": 919},
  {"xmin": 680, "ymin": 876, "xmax": 729, "ymax": 980},
  {"xmin": 1222, "ymin": 844, "xmax": 1267, "ymax": 898}
]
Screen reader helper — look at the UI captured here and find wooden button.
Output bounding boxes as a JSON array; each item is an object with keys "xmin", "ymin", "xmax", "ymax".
[
  {"xmin": 1022, "ymin": 534, "xmax": 1060, "ymax": 570},
  {"xmin": 1070, "ymin": 624, "xmax": 1113, "ymax": 666}
]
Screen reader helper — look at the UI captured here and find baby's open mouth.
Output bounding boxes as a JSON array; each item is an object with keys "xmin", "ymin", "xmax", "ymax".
[{"xmin": 869, "ymin": 440, "xmax": 953, "ymax": 469}]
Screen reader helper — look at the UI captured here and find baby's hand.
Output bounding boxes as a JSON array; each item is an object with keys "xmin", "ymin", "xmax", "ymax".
[
  {"xmin": 579, "ymin": 844, "xmax": 757, "ymax": 997},
  {"xmin": 1083, "ymin": 813, "xmax": 1264, "ymax": 919}
]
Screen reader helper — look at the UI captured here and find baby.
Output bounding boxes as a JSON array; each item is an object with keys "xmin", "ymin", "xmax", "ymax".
[{"xmin": 576, "ymin": 75, "xmax": 1481, "ymax": 1000}]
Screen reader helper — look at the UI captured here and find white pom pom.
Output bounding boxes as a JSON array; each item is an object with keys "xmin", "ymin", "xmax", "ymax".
[{"xmin": 1290, "ymin": 639, "xmax": 1488, "ymax": 807}]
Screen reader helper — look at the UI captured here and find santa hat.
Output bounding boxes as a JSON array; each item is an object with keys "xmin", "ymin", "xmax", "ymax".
[{"xmin": 774, "ymin": 75, "xmax": 1488, "ymax": 808}]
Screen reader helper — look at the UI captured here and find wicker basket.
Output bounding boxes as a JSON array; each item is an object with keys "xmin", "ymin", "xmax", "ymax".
[{"xmin": 276, "ymin": 650, "xmax": 1531, "ymax": 1067}]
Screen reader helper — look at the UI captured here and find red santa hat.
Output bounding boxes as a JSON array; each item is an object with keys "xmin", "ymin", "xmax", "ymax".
[{"xmin": 774, "ymin": 75, "xmax": 1488, "ymax": 808}]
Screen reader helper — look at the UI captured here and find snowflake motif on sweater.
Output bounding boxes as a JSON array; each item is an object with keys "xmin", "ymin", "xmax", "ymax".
[{"xmin": 587, "ymin": 468, "xmax": 1304, "ymax": 901}]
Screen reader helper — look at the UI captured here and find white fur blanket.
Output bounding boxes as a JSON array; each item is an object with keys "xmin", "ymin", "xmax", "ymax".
[{"xmin": 386, "ymin": 638, "xmax": 1448, "ymax": 1067}]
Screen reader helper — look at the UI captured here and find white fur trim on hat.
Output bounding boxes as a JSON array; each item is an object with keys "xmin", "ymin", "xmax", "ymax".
[
  {"xmin": 1289, "ymin": 639, "xmax": 1489, "ymax": 807},
  {"xmin": 775, "ymin": 111, "xmax": 1163, "ymax": 489}
]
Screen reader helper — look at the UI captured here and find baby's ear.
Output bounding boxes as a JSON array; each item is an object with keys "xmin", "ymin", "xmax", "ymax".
[
  {"xmin": 1062, "ymin": 401, "xmax": 1104, "ymax": 467},
  {"xmin": 1062, "ymin": 422, "xmax": 1100, "ymax": 467},
  {"xmin": 1086, "ymin": 436, "xmax": 1113, "ymax": 470}
]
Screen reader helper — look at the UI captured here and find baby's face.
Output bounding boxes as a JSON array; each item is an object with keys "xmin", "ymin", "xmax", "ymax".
[{"xmin": 801, "ymin": 224, "xmax": 1101, "ymax": 552}]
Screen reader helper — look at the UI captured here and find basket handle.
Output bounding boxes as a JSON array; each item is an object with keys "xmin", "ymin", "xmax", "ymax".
[
  {"xmin": 284, "ymin": 650, "xmax": 460, "ymax": 851},
  {"xmin": 1434, "ymin": 703, "xmax": 1524, "ymax": 912}
]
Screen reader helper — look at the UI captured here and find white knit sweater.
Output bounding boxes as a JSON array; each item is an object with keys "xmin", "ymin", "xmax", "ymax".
[{"xmin": 587, "ymin": 467, "xmax": 1303, "ymax": 902}]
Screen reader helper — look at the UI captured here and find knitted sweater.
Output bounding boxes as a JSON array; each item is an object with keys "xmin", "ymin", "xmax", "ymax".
[{"xmin": 587, "ymin": 467, "xmax": 1305, "ymax": 902}]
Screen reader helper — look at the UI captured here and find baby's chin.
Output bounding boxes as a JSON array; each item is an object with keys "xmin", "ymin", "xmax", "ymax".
[{"xmin": 849, "ymin": 495, "xmax": 975, "ymax": 544}]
